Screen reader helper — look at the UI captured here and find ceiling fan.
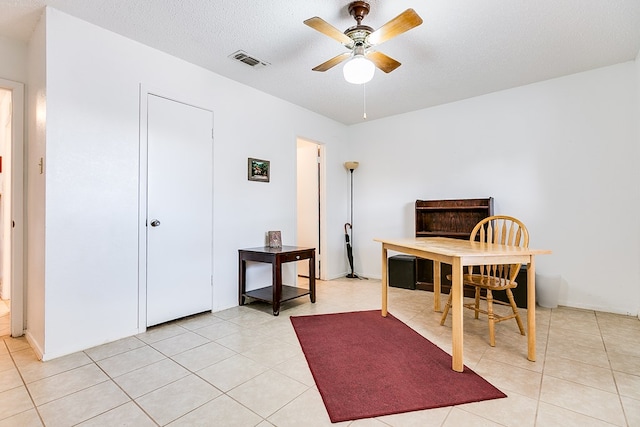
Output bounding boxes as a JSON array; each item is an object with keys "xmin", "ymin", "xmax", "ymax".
[{"xmin": 304, "ymin": 1, "xmax": 423, "ymax": 83}]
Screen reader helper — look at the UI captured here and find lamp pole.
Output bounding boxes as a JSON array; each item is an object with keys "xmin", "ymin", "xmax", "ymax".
[
  {"xmin": 344, "ymin": 162, "xmax": 359, "ymax": 278},
  {"xmin": 349, "ymin": 168, "xmax": 354, "ymax": 226}
]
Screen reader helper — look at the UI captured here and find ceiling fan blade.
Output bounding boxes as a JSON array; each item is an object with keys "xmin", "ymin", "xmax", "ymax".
[
  {"xmin": 312, "ymin": 52, "xmax": 351, "ymax": 72},
  {"xmin": 367, "ymin": 51, "xmax": 401, "ymax": 73},
  {"xmin": 304, "ymin": 17, "xmax": 353, "ymax": 45},
  {"xmin": 367, "ymin": 9, "xmax": 423, "ymax": 46}
]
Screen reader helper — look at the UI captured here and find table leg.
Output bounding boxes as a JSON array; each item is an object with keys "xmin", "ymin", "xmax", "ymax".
[
  {"xmin": 433, "ymin": 261, "xmax": 442, "ymax": 312},
  {"xmin": 273, "ymin": 260, "xmax": 282, "ymax": 316},
  {"xmin": 309, "ymin": 253, "xmax": 316, "ymax": 303},
  {"xmin": 239, "ymin": 257, "xmax": 246, "ymax": 306},
  {"xmin": 527, "ymin": 256, "xmax": 536, "ymax": 361},
  {"xmin": 381, "ymin": 244, "xmax": 388, "ymax": 317},
  {"xmin": 451, "ymin": 257, "xmax": 464, "ymax": 372}
]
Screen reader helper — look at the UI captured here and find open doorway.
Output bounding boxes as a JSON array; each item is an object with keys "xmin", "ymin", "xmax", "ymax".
[
  {"xmin": 0, "ymin": 87, "xmax": 9, "ymax": 337},
  {"xmin": 0, "ymin": 78, "xmax": 25, "ymax": 338},
  {"xmin": 296, "ymin": 138, "xmax": 325, "ymax": 281}
]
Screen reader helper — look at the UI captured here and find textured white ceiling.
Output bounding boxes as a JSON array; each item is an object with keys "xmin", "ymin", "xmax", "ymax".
[{"xmin": 1, "ymin": 0, "xmax": 640, "ymax": 125}]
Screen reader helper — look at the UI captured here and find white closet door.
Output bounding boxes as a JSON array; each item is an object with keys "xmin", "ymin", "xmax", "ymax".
[{"xmin": 146, "ymin": 94, "xmax": 213, "ymax": 326}]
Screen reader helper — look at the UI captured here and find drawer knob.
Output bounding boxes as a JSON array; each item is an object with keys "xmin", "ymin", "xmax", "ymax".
[{"xmin": 296, "ymin": 255, "xmax": 300, "ymax": 259}]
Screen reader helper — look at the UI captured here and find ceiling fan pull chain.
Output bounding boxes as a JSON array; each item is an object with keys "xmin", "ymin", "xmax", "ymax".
[{"xmin": 363, "ymin": 83, "xmax": 367, "ymax": 120}]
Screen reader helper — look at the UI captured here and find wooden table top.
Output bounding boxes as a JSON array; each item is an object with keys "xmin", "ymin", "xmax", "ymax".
[{"xmin": 375, "ymin": 237, "xmax": 551, "ymax": 260}]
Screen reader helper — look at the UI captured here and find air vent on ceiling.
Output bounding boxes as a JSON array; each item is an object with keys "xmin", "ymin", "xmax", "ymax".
[{"xmin": 228, "ymin": 50, "xmax": 270, "ymax": 68}]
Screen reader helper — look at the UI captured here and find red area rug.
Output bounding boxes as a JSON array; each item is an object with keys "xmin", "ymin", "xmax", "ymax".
[{"xmin": 290, "ymin": 310, "xmax": 506, "ymax": 423}]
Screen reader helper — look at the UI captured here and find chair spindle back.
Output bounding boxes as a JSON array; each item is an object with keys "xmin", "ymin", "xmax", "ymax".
[{"xmin": 470, "ymin": 215, "xmax": 530, "ymax": 284}]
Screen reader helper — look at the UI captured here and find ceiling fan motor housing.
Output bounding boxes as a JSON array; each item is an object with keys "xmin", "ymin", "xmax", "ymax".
[{"xmin": 345, "ymin": 26, "xmax": 373, "ymax": 49}]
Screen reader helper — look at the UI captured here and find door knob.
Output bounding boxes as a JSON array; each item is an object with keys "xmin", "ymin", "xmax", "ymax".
[{"xmin": 150, "ymin": 219, "xmax": 161, "ymax": 227}]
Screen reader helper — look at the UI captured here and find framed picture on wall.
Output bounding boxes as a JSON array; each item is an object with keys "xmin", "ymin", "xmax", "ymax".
[{"xmin": 248, "ymin": 158, "xmax": 270, "ymax": 182}]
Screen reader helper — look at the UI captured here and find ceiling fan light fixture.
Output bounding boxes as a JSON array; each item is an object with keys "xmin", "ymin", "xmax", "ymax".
[{"xmin": 343, "ymin": 55, "xmax": 375, "ymax": 84}]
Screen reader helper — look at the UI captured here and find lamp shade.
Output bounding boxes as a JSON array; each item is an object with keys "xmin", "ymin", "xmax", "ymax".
[
  {"xmin": 344, "ymin": 161, "xmax": 359, "ymax": 171},
  {"xmin": 343, "ymin": 55, "xmax": 375, "ymax": 84}
]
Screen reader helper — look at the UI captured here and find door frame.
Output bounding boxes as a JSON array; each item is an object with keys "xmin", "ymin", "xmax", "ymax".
[
  {"xmin": 0, "ymin": 78, "xmax": 25, "ymax": 337},
  {"xmin": 296, "ymin": 137, "xmax": 326, "ymax": 280},
  {"xmin": 138, "ymin": 84, "xmax": 214, "ymax": 331}
]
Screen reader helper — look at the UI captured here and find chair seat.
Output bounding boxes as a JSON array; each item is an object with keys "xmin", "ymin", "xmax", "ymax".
[
  {"xmin": 463, "ymin": 274, "xmax": 517, "ymax": 291},
  {"xmin": 446, "ymin": 274, "xmax": 516, "ymax": 291}
]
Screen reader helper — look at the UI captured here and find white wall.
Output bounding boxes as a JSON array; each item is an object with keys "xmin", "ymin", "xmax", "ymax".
[
  {"xmin": 26, "ymin": 12, "xmax": 46, "ymax": 355},
  {"xmin": 348, "ymin": 61, "xmax": 640, "ymax": 316},
  {"xmin": 32, "ymin": 8, "xmax": 350, "ymax": 360},
  {"xmin": 0, "ymin": 89, "xmax": 9, "ymax": 298},
  {"xmin": 0, "ymin": 36, "xmax": 27, "ymax": 83},
  {"xmin": 635, "ymin": 50, "xmax": 640, "ymax": 319}
]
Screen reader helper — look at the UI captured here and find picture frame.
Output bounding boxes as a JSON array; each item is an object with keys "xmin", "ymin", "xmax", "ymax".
[
  {"xmin": 248, "ymin": 158, "xmax": 270, "ymax": 182},
  {"xmin": 267, "ymin": 231, "xmax": 282, "ymax": 248}
]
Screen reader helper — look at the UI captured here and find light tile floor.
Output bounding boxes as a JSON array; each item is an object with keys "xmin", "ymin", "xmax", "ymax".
[{"xmin": 0, "ymin": 278, "xmax": 639, "ymax": 426}]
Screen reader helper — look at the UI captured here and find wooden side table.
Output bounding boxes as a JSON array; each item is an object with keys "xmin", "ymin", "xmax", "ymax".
[{"xmin": 238, "ymin": 246, "xmax": 316, "ymax": 316}]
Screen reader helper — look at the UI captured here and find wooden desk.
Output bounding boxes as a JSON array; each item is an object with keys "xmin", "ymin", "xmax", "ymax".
[
  {"xmin": 375, "ymin": 237, "xmax": 551, "ymax": 372},
  {"xmin": 239, "ymin": 246, "xmax": 316, "ymax": 316}
]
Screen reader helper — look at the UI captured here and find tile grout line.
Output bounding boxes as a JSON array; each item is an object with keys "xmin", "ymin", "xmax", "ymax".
[
  {"xmin": 597, "ymin": 311, "xmax": 632, "ymax": 427},
  {"xmin": 533, "ymin": 307, "xmax": 553, "ymax": 427},
  {"xmin": 84, "ymin": 349, "xmax": 162, "ymax": 426},
  {"xmin": 4, "ymin": 338, "xmax": 47, "ymax": 426}
]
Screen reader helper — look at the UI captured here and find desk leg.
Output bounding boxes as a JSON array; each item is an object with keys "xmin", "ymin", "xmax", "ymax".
[
  {"xmin": 527, "ymin": 257, "xmax": 536, "ymax": 362},
  {"xmin": 309, "ymin": 253, "xmax": 316, "ymax": 303},
  {"xmin": 273, "ymin": 260, "xmax": 282, "ymax": 316},
  {"xmin": 433, "ymin": 261, "xmax": 442, "ymax": 312},
  {"xmin": 451, "ymin": 258, "xmax": 464, "ymax": 372},
  {"xmin": 381, "ymin": 245, "xmax": 388, "ymax": 317}
]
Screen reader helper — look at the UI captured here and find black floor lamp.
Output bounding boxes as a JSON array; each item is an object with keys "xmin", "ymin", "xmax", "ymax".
[{"xmin": 344, "ymin": 161, "xmax": 359, "ymax": 278}]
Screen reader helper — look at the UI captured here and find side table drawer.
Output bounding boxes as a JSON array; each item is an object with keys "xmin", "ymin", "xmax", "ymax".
[{"xmin": 279, "ymin": 251, "xmax": 312, "ymax": 263}]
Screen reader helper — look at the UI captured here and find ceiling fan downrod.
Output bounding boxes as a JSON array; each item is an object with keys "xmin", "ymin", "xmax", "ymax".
[{"xmin": 348, "ymin": 1, "xmax": 370, "ymax": 26}]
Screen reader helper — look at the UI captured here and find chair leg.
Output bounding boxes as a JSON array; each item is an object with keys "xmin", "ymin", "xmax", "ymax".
[
  {"xmin": 440, "ymin": 292, "xmax": 453, "ymax": 325},
  {"xmin": 474, "ymin": 286, "xmax": 481, "ymax": 319},
  {"xmin": 487, "ymin": 289, "xmax": 496, "ymax": 347},
  {"xmin": 506, "ymin": 288, "xmax": 525, "ymax": 336}
]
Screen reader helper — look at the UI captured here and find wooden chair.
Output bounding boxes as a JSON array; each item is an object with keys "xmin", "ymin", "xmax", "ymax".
[{"xmin": 440, "ymin": 215, "xmax": 529, "ymax": 346}]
